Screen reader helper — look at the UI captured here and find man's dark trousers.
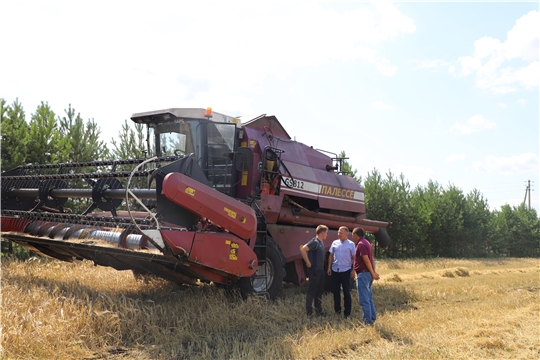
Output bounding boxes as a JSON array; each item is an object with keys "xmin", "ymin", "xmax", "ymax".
[
  {"xmin": 331, "ymin": 269, "xmax": 352, "ymax": 316},
  {"xmin": 306, "ymin": 269, "xmax": 326, "ymax": 315}
]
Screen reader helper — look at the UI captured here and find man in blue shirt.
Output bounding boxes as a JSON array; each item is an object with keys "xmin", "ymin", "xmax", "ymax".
[{"xmin": 327, "ymin": 226, "xmax": 356, "ymax": 318}]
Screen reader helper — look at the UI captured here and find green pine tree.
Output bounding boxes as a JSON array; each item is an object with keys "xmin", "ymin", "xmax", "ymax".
[
  {"xmin": 0, "ymin": 98, "xmax": 29, "ymax": 170},
  {"xmin": 26, "ymin": 102, "xmax": 71, "ymax": 164},
  {"xmin": 110, "ymin": 120, "xmax": 146, "ymax": 160},
  {"xmin": 58, "ymin": 104, "xmax": 109, "ymax": 162},
  {"xmin": 338, "ymin": 150, "xmax": 361, "ymax": 183}
]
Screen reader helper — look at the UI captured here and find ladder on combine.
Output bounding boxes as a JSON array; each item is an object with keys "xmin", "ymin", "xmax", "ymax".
[{"xmin": 251, "ymin": 212, "xmax": 269, "ymax": 297}]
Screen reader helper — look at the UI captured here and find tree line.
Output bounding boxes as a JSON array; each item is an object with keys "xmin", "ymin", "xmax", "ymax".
[
  {"xmin": 1, "ymin": 99, "xmax": 538, "ymax": 259},
  {"xmin": 335, "ymin": 155, "xmax": 537, "ymax": 259},
  {"xmin": 0, "ymin": 99, "xmax": 146, "ymax": 170},
  {"xmin": 360, "ymin": 166, "xmax": 539, "ymax": 258}
]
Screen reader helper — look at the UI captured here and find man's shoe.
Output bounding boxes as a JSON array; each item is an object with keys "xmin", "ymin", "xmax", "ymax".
[
  {"xmin": 317, "ymin": 312, "xmax": 327, "ymax": 317},
  {"xmin": 344, "ymin": 315, "xmax": 351, "ymax": 319}
]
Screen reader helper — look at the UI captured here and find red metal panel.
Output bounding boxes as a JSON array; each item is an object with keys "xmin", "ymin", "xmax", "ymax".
[
  {"xmin": 0, "ymin": 216, "xmax": 32, "ymax": 233},
  {"xmin": 303, "ymin": 144, "xmax": 333, "ymax": 172},
  {"xmin": 182, "ymin": 265, "xmax": 231, "ymax": 284},
  {"xmin": 243, "ymin": 119, "xmax": 366, "ymax": 214},
  {"xmin": 279, "ymin": 161, "xmax": 365, "ymax": 215},
  {"xmin": 161, "ymin": 229, "xmax": 257, "ymax": 278},
  {"xmin": 241, "ymin": 115, "xmax": 291, "ymax": 140},
  {"xmin": 162, "ymin": 172, "xmax": 257, "ymax": 242},
  {"xmin": 276, "ymin": 207, "xmax": 383, "ymax": 233},
  {"xmin": 160, "ymin": 229, "xmax": 196, "ymax": 256},
  {"xmin": 316, "ymin": 170, "xmax": 365, "ymax": 215},
  {"xmin": 189, "ymin": 232, "xmax": 257, "ymax": 277},
  {"xmin": 235, "ymin": 151, "xmax": 261, "ymax": 199},
  {"xmin": 260, "ymin": 193, "xmax": 283, "ymax": 223}
]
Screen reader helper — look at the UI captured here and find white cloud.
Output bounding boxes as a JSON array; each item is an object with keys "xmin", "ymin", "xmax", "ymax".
[
  {"xmin": 0, "ymin": 1, "xmax": 416, "ymax": 137},
  {"xmin": 504, "ymin": 10, "xmax": 540, "ymax": 62},
  {"xmin": 473, "ymin": 153, "xmax": 539, "ymax": 175},
  {"xmin": 497, "ymin": 103, "xmax": 508, "ymax": 109},
  {"xmin": 451, "ymin": 115, "xmax": 496, "ymax": 135},
  {"xmin": 445, "ymin": 154, "xmax": 466, "ymax": 162},
  {"xmin": 373, "ymin": 1, "xmax": 416, "ymax": 40},
  {"xmin": 457, "ymin": 10, "xmax": 539, "ymax": 93},
  {"xmin": 517, "ymin": 99, "xmax": 527, "ymax": 106},
  {"xmin": 0, "ymin": 3, "xmax": 415, "ymax": 80},
  {"xmin": 372, "ymin": 101, "xmax": 393, "ymax": 110}
]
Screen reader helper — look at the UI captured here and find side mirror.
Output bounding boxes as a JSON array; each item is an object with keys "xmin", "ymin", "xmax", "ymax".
[{"xmin": 234, "ymin": 147, "xmax": 253, "ymax": 172}]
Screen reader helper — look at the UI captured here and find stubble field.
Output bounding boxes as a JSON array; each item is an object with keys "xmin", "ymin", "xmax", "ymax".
[{"xmin": 1, "ymin": 257, "xmax": 539, "ymax": 359}]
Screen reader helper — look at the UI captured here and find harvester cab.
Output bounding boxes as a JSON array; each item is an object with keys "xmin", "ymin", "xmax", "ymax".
[{"xmin": 131, "ymin": 107, "xmax": 243, "ymax": 197}]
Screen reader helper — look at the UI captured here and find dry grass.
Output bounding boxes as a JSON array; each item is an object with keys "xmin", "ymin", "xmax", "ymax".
[{"xmin": 1, "ymin": 257, "xmax": 539, "ymax": 359}]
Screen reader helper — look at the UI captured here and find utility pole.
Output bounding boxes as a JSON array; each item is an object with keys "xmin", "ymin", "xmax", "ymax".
[
  {"xmin": 529, "ymin": 180, "xmax": 531, "ymax": 210},
  {"xmin": 523, "ymin": 180, "xmax": 533, "ymax": 210},
  {"xmin": 523, "ymin": 180, "xmax": 529, "ymax": 208}
]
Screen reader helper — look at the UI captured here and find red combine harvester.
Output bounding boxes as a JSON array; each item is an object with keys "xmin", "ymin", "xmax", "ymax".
[{"xmin": 1, "ymin": 108, "xmax": 390, "ymax": 299}]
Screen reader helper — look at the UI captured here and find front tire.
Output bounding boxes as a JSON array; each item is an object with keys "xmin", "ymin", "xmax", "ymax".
[{"xmin": 241, "ymin": 236, "xmax": 285, "ymax": 300}]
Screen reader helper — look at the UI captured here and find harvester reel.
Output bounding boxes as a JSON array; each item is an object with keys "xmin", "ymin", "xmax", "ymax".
[
  {"xmin": 37, "ymin": 179, "xmax": 68, "ymax": 210},
  {"xmin": 91, "ymin": 178, "xmax": 123, "ymax": 212},
  {"xmin": 80, "ymin": 178, "xmax": 124, "ymax": 216},
  {"xmin": 1, "ymin": 180, "xmax": 37, "ymax": 210}
]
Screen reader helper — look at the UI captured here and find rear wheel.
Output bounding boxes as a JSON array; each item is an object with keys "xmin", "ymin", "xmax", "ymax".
[{"xmin": 240, "ymin": 236, "xmax": 285, "ymax": 300}]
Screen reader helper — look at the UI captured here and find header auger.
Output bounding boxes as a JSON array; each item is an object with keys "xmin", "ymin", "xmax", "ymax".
[{"xmin": 1, "ymin": 107, "xmax": 390, "ymax": 299}]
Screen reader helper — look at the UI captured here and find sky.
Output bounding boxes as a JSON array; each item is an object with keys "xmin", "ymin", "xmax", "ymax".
[{"xmin": 1, "ymin": 1, "xmax": 539, "ymax": 212}]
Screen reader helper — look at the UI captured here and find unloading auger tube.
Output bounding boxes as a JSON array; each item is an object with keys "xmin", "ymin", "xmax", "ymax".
[
  {"xmin": 0, "ymin": 155, "xmax": 259, "ymax": 289},
  {"xmin": 124, "ymin": 156, "xmax": 166, "ymax": 253}
]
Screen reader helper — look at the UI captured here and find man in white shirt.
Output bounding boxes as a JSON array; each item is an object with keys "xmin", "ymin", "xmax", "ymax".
[{"xmin": 327, "ymin": 226, "xmax": 356, "ymax": 318}]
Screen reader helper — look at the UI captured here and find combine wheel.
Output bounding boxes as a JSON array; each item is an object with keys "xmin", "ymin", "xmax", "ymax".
[{"xmin": 241, "ymin": 237, "xmax": 285, "ymax": 300}]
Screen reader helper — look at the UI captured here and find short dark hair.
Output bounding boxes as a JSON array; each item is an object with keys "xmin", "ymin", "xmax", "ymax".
[
  {"xmin": 316, "ymin": 224, "xmax": 328, "ymax": 235},
  {"xmin": 352, "ymin": 227, "xmax": 365, "ymax": 237}
]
